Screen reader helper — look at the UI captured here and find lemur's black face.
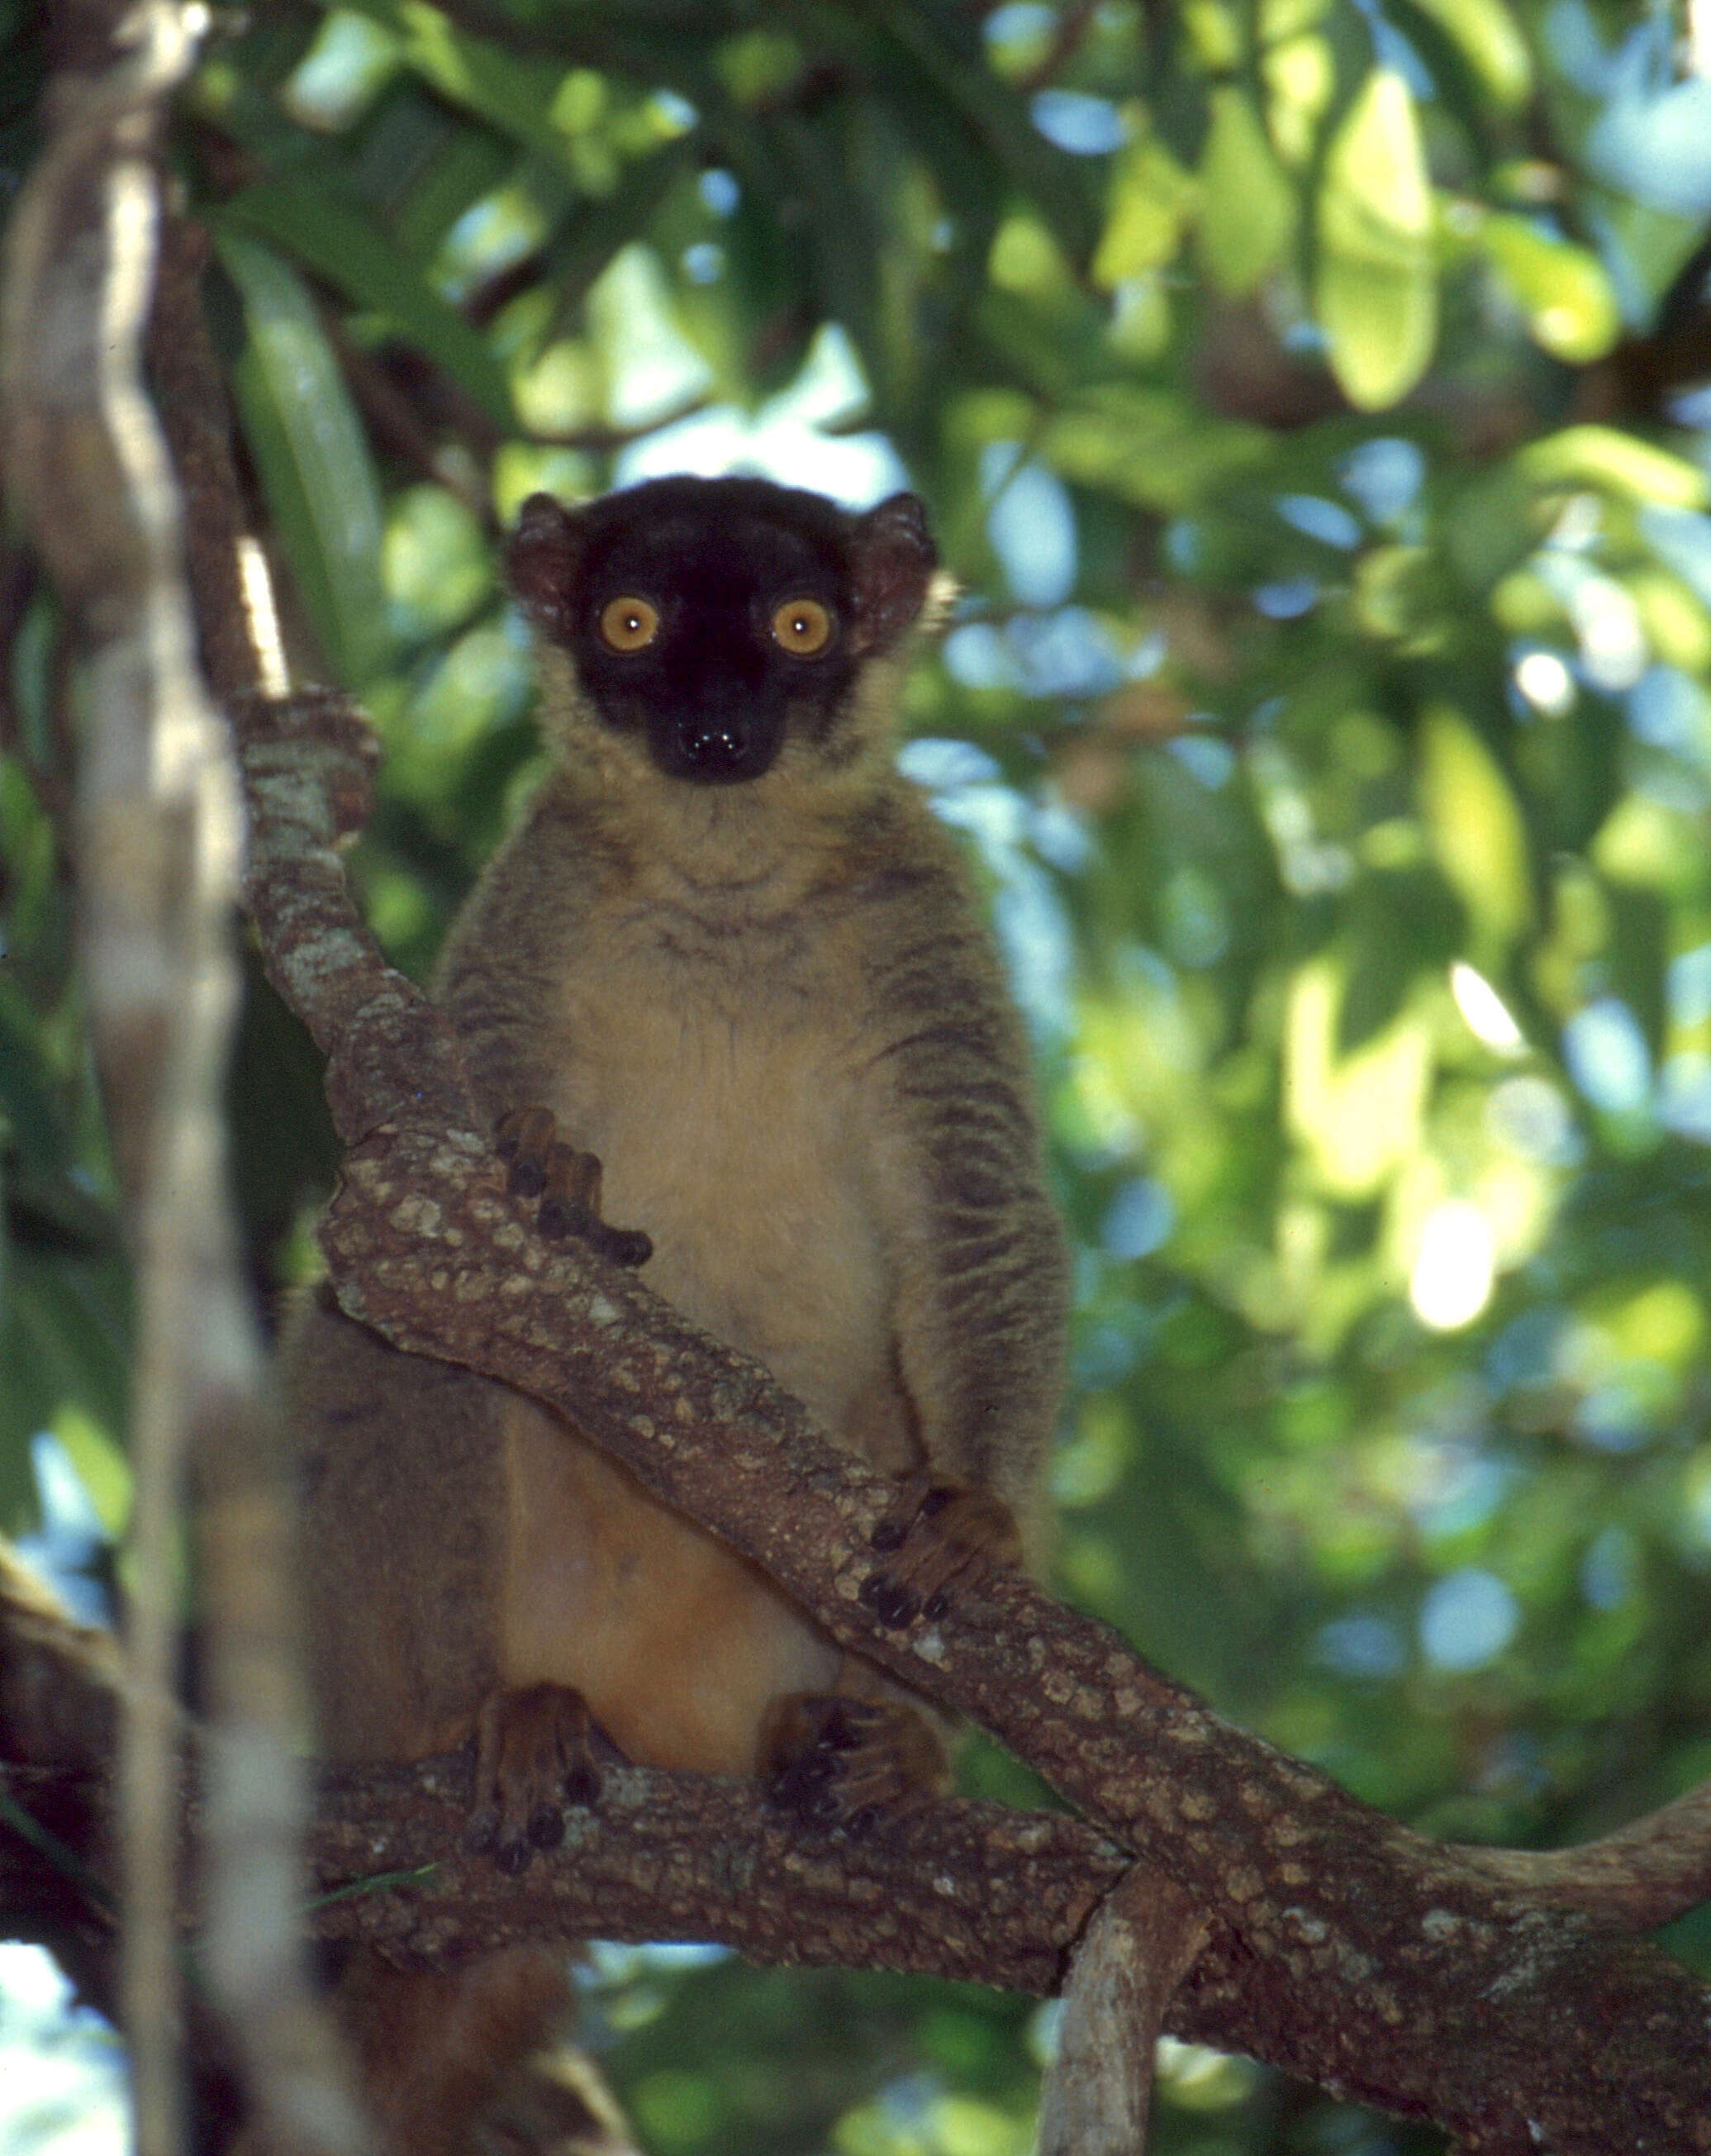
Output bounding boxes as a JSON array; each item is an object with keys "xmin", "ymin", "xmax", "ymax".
[{"xmin": 509, "ymin": 476, "xmax": 937, "ymax": 785}]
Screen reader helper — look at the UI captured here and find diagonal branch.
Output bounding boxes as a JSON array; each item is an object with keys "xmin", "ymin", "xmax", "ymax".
[{"xmin": 227, "ymin": 683, "xmax": 1711, "ymax": 2153}]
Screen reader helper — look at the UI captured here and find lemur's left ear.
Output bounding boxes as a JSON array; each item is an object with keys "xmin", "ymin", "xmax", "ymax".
[
  {"xmin": 848, "ymin": 493, "xmax": 937, "ymax": 654},
  {"xmin": 508, "ymin": 494, "xmax": 588, "ymax": 643}
]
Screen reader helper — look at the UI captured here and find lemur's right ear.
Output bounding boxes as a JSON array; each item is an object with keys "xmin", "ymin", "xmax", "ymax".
[
  {"xmin": 848, "ymin": 493, "xmax": 937, "ymax": 654},
  {"xmin": 508, "ymin": 494, "xmax": 588, "ymax": 643}
]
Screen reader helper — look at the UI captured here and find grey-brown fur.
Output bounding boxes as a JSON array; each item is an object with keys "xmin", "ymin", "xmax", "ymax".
[{"xmin": 283, "ymin": 476, "xmax": 1068, "ymax": 2154}]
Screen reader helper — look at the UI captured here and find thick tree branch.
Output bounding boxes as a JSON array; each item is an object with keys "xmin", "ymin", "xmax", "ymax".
[{"xmin": 221, "ymin": 683, "xmax": 1711, "ymax": 2153}]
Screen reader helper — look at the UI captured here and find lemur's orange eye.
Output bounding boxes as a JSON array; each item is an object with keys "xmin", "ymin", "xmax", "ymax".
[
  {"xmin": 772, "ymin": 597, "xmax": 834, "ymax": 656},
  {"xmin": 599, "ymin": 597, "xmax": 659, "ymax": 652}
]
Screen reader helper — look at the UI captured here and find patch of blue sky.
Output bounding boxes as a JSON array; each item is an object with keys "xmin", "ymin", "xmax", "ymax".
[
  {"xmin": 943, "ymin": 621, "xmax": 1025, "ymax": 692},
  {"xmin": 1414, "ymin": 1451, "xmax": 1513, "ymax": 1538},
  {"xmin": 1008, "ymin": 607, "xmax": 1122, "ymax": 695},
  {"xmin": 1253, "ymin": 576, "xmax": 1319, "ymax": 619},
  {"xmin": 1030, "ymin": 89, "xmax": 1129, "ymax": 156},
  {"xmin": 1163, "ymin": 519, "xmax": 1200, "ymax": 573},
  {"xmin": 1580, "ymin": 1525, "xmax": 1637, "ymax": 1611},
  {"xmin": 592, "ymin": 246, "xmax": 713, "ymax": 430},
  {"xmin": 282, "ymin": 8, "xmax": 399, "ymax": 131},
  {"xmin": 1562, "ymin": 997, "xmax": 1652, "ymax": 1116},
  {"xmin": 1486, "ymin": 1306, "xmax": 1568, "ymax": 1392},
  {"xmin": 1349, "ymin": 0, "xmax": 1434, "ymax": 96},
  {"xmin": 1573, "ymin": 1373, "xmax": 1660, "ymax": 1452},
  {"xmin": 682, "ymin": 242, "xmax": 724, "ymax": 285},
  {"xmin": 697, "ymin": 168, "xmax": 739, "ymax": 217},
  {"xmin": 984, "ymin": 3, "xmax": 1055, "ymax": 50},
  {"xmin": 435, "ymin": 188, "xmax": 548, "ymax": 302},
  {"xmin": 1669, "ymin": 943, "xmax": 1711, "ymax": 1027},
  {"xmin": 1628, "ymin": 664, "xmax": 1710, "ymax": 759},
  {"xmin": 943, "ymin": 608, "xmax": 1124, "ymax": 699},
  {"xmin": 896, "ymin": 737, "xmax": 1002, "ymax": 790},
  {"xmin": 1276, "ymin": 494, "xmax": 1362, "ymax": 550},
  {"xmin": 1419, "ymin": 1568, "xmax": 1519, "ymax": 1673},
  {"xmin": 1660, "ymin": 1051, "xmax": 1711, "ymax": 1144},
  {"xmin": 615, "ymin": 326, "xmax": 908, "ymax": 505},
  {"xmin": 1169, "ymin": 734, "xmax": 1236, "ymax": 789},
  {"xmin": 1338, "ymin": 437, "xmax": 1423, "ymax": 524},
  {"xmin": 1544, "ymin": 0, "xmax": 1618, "ymax": 94},
  {"xmin": 1316, "ymin": 1613, "xmax": 1407, "ymax": 1680},
  {"xmin": 1668, "ymin": 383, "xmax": 1711, "ymax": 431},
  {"xmin": 0, "ymin": 1944, "xmax": 127, "ymax": 2156},
  {"xmin": 649, "ymin": 89, "xmax": 697, "ymax": 134},
  {"xmin": 1584, "ymin": 12, "xmax": 1711, "ymax": 215},
  {"xmin": 930, "ymin": 783, "xmax": 1076, "ymax": 1041},
  {"xmin": 983, "ymin": 450, "xmax": 1077, "ymax": 607},
  {"xmin": 13, "ymin": 1435, "xmax": 112, "ymax": 1628},
  {"xmin": 1485, "ymin": 1074, "xmax": 1581, "ymax": 1167},
  {"xmin": 1101, "ymin": 1176, "xmax": 1176, "ymax": 1261},
  {"xmin": 1638, "ymin": 503, "xmax": 1711, "ymax": 607},
  {"xmin": 1030, "ymin": 797, "xmax": 1094, "ymax": 873}
]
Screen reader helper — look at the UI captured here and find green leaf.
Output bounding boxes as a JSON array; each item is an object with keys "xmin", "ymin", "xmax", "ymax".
[
  {"xmin": 0, "ymin": 978, "xmax": 73, "ymax": 1181},
  {"xmin": 1417, "ymin": 705, "xmax": 1532, "ymax": 952},
  {"xmin": 1092, "ymin": 135, "xmax": 1195, "ymax": 287},
  {"xmin": 344, "ymin": 0, "xmax": 573, "ymax": 164},
  {"xmin": 221, "ymin": 180, "xmax": 514, "ymax": 426},
  {"xmin": 216, "ymin": 231, "xmax": 391, "ymax": 686},
  {"xmin": 1040, "ymin": 385, "xmax": 1271, "ymax": 512},
  {"xmin": 1198, "ymin": 86, "xmax": 1296, "ymax": 297},
  {"xmin": 1477, "ymin": 215, "xmax": 1620, "ymax": 364},
  {"xmin": 1400, "ymin": 0, "xmax": 1532, "ymax": 107},
  {"xmin": 1519, "ymin": 426, "xmax": 1709, "ymax": 510},
  {"xmin": 0, "ymin": 1245, "xmax": 131, "ymax": 1504},
  {"xmin": 1315, "ymin": 69, "xmax": 1436, "ymax": 410}
]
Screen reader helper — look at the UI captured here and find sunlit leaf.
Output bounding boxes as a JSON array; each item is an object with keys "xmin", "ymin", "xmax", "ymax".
[
  {"xmin": 221, "ymin": 180, "xmax": 514, "ymax": 426},
  {"xmin": 1417, "ymin": 705, "xmax": 1532, "ymax": 952},
  {"xmin": 1520, "ymin": 426, "xmax": 1709, "ymax": 511},
  {"xmin": 344, "ymin": 0, "xmax": 575, "ymax": 164},
  {"xmin": 1041, "ymin": 385, "xmax": 1270, "ymax": 511},
  {"xmin": 1286, "ymin": 955, "xmax": 1433, "ymax": 1198},
  {"xmin": 1476, "ymin": 215, "xmax": 1620, "ymax": 364},
  {"xmin": 1315, "ymin": 70, "xmax": 1436, "ymax": 410},
  {"xmin": 1262, "ymin": 32, "xmax": 1335, "ymax": 165},
  {"xmin": 1198, "ymin": 86, "xmax": 1297, "ymax": 297},
  {"xmin": 216, "ymin": 230, "xmax": 390, "ymax": 684},
  {"xmin": 1093, "ymin": 135, "xmax": 1195, "ymax": 287}
]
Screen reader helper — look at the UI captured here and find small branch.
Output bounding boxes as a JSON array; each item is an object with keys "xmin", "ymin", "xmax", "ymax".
[
  {"xmin": 1037, "ymin": 1870, "xmax": 1206, "ymax": 2155},
  {"xmin": 1458, "ymin": 1778, "xmax": 1711, "ymax": 1929}
]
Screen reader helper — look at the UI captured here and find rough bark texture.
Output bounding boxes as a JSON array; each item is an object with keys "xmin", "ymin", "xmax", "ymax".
[{"xmin": 216, "ymin": 688, "xmax": 1711, "ymax": 2150}]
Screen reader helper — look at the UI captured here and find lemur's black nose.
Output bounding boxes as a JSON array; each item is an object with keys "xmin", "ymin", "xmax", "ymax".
[{"xmin": 680, "ymin": 716, "xmax": 748, "ymax": 772}]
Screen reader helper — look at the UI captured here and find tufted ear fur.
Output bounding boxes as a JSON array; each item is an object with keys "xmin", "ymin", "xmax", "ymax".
[
  {"xmin": 507, "ymin": 494, "xmax": 587, "ymax": 645},
  {"xmin": 848, "ymin": 493, "xmax": 938, "ymax": 654}
]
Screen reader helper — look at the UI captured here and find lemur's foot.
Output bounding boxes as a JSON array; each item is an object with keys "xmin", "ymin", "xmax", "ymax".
[
  {"xmin": 760, "ymin": 1693, "xmax": 949, "ymax": 1837},
  {"xmin": 467, "ymin": 1682, "xmax": 616, "ymax": 1873},
  {"xmin": 496, "ymin": 1106, "xmax": 653, "ymax": 1268},
  {"xmin": 860, "ymin": 1473, "xmax": 1023, "ymax": 1629}
]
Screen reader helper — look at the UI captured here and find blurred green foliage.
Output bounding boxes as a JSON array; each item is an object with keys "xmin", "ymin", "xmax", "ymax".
[{"xmin": 7, "ymin": 0, "xmax": 1711, "ymax": 2149}]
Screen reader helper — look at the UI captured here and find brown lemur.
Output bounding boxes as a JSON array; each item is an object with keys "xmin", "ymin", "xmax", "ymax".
[{"xmin": 285, "ymin": 475, "xmax": 1070, "ymax": 2153}]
